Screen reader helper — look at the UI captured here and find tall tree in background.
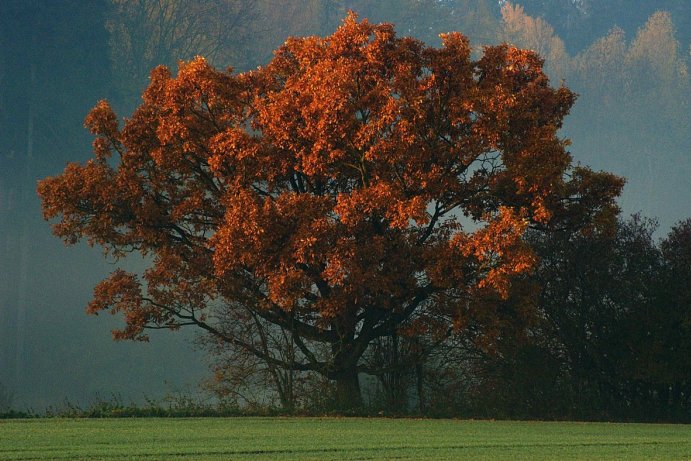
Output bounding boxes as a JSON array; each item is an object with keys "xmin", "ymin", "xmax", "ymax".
[
  {"xmin": 500, "ymin": 2, "xmax": 568, "ymax": 80},
  {"xmin": 570, "ymin": 26, "xmax": 627, "ymax": 101},
  {"xmin": 39, "ymin": 14, "xmax": 622, "ymax": 408},
  {"xmin": 531, "ymin": 216, "xmax": 662, "ymax": 418},
  {"xmin": 493, "ymin": 216, "xmax": 691, "ymax": 420},
  {"xmin": 649, "ymin": 219, "xmax": 691, "ymax": 417},
  {"xmin": 107, "ymin": 0, "xmax": 259, "ymax": 108},
  {"xmin": 625, "ymin": 11, "xmax": 687, "ymax": 108}
]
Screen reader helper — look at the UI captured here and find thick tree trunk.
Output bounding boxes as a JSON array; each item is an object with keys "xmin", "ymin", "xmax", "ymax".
[
  {"xmin": 329, "ymin": 309, "xmax": 363, "ymax": 410},
  {"xmin": 334, "ymin": 368, "xmax": 362, "ymax": 410}
]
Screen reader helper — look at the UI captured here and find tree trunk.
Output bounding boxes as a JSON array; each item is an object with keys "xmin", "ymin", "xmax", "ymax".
[
  {"xmin": 330, "ymin": 310, "xmax": 362, "ymax": 410},
  {"xmin": 334, "ymin": 367, "xmax": 362, "ymax": 410}
]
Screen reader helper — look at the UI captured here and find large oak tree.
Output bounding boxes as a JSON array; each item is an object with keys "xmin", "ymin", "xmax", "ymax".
[{"xmin": 38, "ymin": 14, "xmax": 622, "ymax": 407}]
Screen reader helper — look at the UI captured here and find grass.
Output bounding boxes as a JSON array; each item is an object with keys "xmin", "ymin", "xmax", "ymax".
[{"xmin": 1, "ymin": 417, "xmax": 690, "ymax": 460}]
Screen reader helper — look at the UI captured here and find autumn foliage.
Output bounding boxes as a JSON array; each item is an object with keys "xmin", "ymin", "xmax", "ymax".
[{"xmin": 38, "ymin": 13, "xmax": 623, "ymax": 406}]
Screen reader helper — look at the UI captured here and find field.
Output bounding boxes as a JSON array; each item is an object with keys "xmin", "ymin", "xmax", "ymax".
[{"xmin": 1, "ymin": 417, "xmax": 690, "ymax": 460}]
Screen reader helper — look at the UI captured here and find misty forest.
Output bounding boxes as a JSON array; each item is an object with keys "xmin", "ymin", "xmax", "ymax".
[{"xmin": 1, "ymin": 0, "xmax": 690, "ymax": 422}]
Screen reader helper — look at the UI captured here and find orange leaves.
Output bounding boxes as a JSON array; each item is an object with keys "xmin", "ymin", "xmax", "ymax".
[
  {"xmin": 83, "ymin": 100, "xmax": 124, "ymax": 162},
  {"xmin": 439, "ymin": 32, "xmax": 470, "ymax": 53},
  {"xmin": 38, "ymin": 160, "xmax": 122, "ymax": 247},
  {"xmin": 433, "ymin": 32, "xmax": 472, "ymax": 83},
  {"xmin": 211, "ymin": 188, "xmax": 265, "ymax": 273},
  {"xmin": 335, "ymin": 184, "xmax": 428, "ymax": 230},
  {"xmin": 142, "ymin": 65, "xmax": 172, "ymax": 106},
  {"xmin": 451, "ymin": 207, "xmax": 535, "ymax": 298},
  {"xmin": 212, "ymin": 190, "xmax": 335, "ymax": 310},
  {"xmin": 87, "ymin": 270, "xmax": 151, "ymax": 341},
  {"xmin": 328, "ymin": 11, "xmax": 375, "ymax": 56},
  {"xmin": 208, "ymin": 128, "xmax": 261, "ymax": 178},
  {"xmin": 144, "ymin": 248, "xmax": 217, "ymax": 312},
  {"xmin": 334, "ymin": 185, "xmax": 386, "ymax": 227},
  {"xmin": 156, "ymin": 57, "xmax": 236, "ymax": 145},
  {"xmin": 84, "ymin": 100, "xmax": 119, "ymax": 139},
  {"xmin": 458, "ymin": 207, "xmax": 529, "ymax": 259},
  {"xmin": 393, "ymin": 196, "xmax": 429, "ymax": 228},
  {"xmin": 132, "ymin": 57, "xmax": 250, "ymax": 175},
  {"xmin": 38, "ymin": 13, "xmax": 623, "ymax": 347}
]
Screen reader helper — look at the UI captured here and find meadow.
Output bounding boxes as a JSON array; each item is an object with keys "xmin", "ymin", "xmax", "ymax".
[{"xmin": 1, "ymin": 417, "xmax": 690, "ymax": 460}]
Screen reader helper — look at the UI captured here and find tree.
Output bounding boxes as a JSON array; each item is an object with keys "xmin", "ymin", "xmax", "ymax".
[
  {"xmin": 497, "ymin": 215, "xmax": 690, "ymax": 421},
  {"xmin": 500, "ymin": 2, "xmax": 569, "ymax": 80},
  {"xmin": 526, "ymin": 216, "xmax": 663, "ymax": 418},
  {"xmin": 416, "ymin": 214, "xmax": 691, "ymax": 421},
  {"xmin": 107, "ymin": 0, "xmax": 259, "ymax": 108},
  {"xmin": 571, "ymin": 26, "xmax": 627, "ymax": 99},
  {"xmin": 644, "ymin": 218, "xmax": 691, "ymax": 418},
  {"xmin": 38, "ymin": 13, "xmax": 622, "ymax": 408}
]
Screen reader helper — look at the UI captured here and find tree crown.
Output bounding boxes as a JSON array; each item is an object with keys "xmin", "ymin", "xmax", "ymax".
[{"xmin": 39, "ymin": 13, "xmax": 622, "ymax": 353}]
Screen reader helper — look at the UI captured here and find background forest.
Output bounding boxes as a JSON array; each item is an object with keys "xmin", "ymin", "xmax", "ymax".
[{"xmin": 0, "ymin": 0, "xmax": 689, "ymax": 420}]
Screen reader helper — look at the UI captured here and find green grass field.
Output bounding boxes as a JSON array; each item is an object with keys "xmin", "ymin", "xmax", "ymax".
[{"xmin": 1, "ymin": 417, "xmax": 689, "ymax": 460}]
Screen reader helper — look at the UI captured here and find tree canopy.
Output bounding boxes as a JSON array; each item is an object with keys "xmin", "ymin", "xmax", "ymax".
[{"xmin": 38, "ymin": 13, "xmax": 623, "ymax": 407}]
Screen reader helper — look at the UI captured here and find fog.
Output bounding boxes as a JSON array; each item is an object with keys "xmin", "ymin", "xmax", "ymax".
[{"xmin": 1, "ymin": 0, "xmax": 688, "ymax": 410}]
